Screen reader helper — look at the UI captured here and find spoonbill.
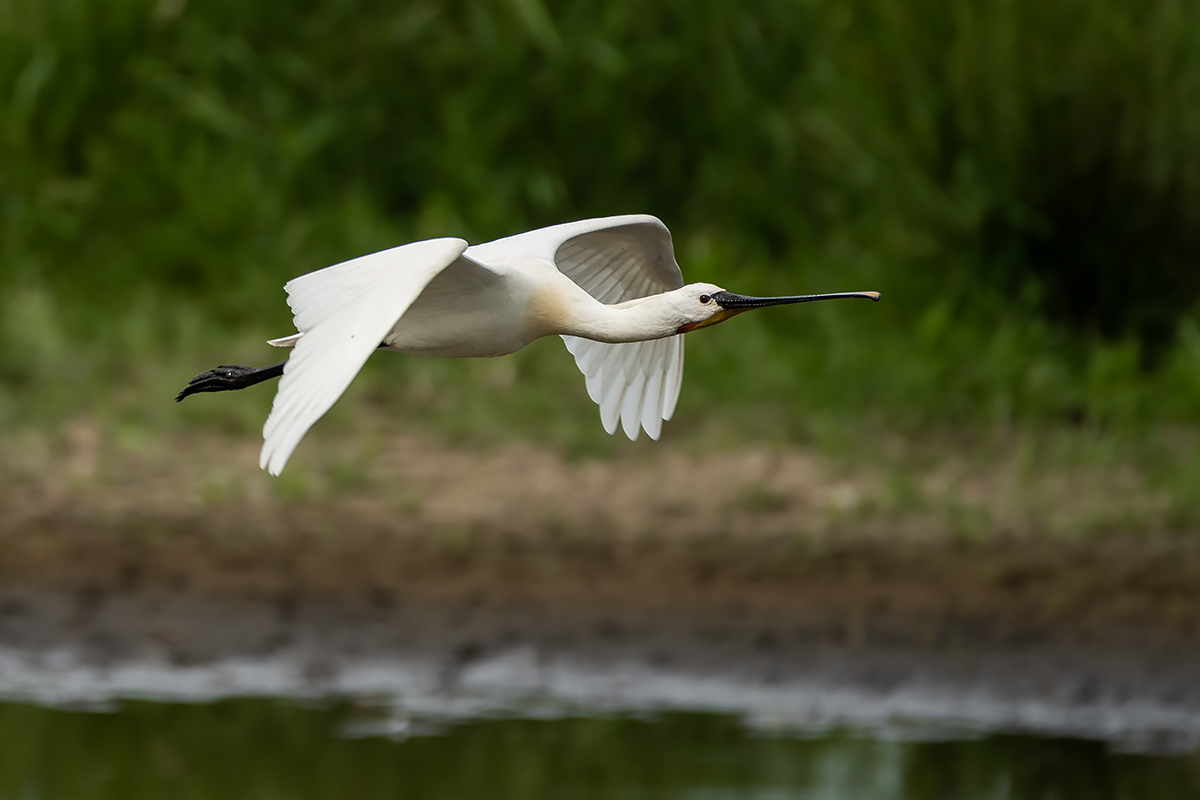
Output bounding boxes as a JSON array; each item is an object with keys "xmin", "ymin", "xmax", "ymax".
[{"xmin": 177, "ymin": 215, "xmax": 879, "ymax": 475}]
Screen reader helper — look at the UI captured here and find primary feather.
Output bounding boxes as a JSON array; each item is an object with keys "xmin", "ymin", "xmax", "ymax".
[{"xmin": 260, "ymin": 238, "xmax": 469, "ymax": 475}]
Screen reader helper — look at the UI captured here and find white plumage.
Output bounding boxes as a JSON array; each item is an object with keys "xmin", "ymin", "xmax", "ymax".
[
  {"xmin": 260, "ymin": 237, "xmax": 471, "ymax": 475},
  {"xmin": 177, "ymin": 214, "xmax": 880, "ymax": 475}
]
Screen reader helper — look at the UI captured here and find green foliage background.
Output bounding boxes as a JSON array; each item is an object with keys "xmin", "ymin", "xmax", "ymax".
[{"xmin": 3, "ymin": 0, "xmax": 1200, "ymax": 458}]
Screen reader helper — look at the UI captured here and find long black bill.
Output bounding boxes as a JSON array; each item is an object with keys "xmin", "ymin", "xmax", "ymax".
[
  {"xmin": 712, "ymin": 290, "xmax": 881, "ymax": 309},
  {"xmin": 175, "ymin": 361, "xmax": 286, "ymax": 402}
]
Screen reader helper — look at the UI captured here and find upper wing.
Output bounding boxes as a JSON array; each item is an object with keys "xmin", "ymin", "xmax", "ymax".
[
  {"xmin": 466, "ymin": 214, "xmax": 683, "ymax": 300},
  {"xmin": 259, "ymin": 237, "xmax": 471, "ymax": 475},
  {"xmin": 470, "ymin": 214, "xmax": 687, "ymax": 441}
]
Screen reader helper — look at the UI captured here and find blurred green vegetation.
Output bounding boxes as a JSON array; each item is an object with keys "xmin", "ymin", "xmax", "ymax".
[{"xmin": 2, "ymin": 0, "xmax": 1199, "ymax": 481}]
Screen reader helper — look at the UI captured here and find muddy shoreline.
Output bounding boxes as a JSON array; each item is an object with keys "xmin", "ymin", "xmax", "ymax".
[
  {"xmin": 5, "ymin": 514, "xmax": 1200, "ymax": 645},
  {"xmin": 3, "ymin": 430, "xmax": 1199, "ymax": 747},
  {"xmin": 0, "ymin": 537, "xmax": 1197, "ymax": 752},
  {"xmin": 0, "ymin": 519, "xmax": 1196, "ymax": 750}
]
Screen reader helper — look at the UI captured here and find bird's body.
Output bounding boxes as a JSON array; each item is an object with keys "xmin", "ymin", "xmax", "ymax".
[
  {"xmin": 178, "ymin": 215, "xmax": 879, "ymax": 475},
  {"xmin": 280, "ymin": 255, "xmax": 677, "ymax": 358},
  {"xmin": 383, "ymin": 257, "xmax": 549, "ymax": 357},
  {"xmin": 273, "ymin": 255, "xmax": 548, "ymax": 359}
]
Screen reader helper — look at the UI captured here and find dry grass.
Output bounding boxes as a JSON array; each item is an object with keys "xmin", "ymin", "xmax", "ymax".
[{"xmin": 3, "ymin": 418, "xmax": 1189, "ymax": 546}]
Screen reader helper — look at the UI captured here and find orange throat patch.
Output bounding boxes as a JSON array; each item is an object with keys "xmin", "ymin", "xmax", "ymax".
[{"xmin": 676, "ymin": 308, "xmax": 743, "ymax": 334}]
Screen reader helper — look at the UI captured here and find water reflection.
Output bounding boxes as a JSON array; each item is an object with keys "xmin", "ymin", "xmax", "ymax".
[{"xmin": 0, "ymin": 699, "xmax": 1194, "ymax": 799}]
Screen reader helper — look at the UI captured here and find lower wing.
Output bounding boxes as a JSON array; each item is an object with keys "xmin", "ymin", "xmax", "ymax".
[{"xmin": 560, "ymin": 334, "xmax": 684, "ymax": 441}]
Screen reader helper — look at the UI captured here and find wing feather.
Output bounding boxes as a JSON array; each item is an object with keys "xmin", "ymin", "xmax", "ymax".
[
  {"xmin": 662, "ymin": 334, "xmax": 685, "ymax": 421},
  {"xmin": 561, "ymin": 333, "xmax": 684, "ymax": 441},
  {"xmin": 259, "ymin": 237, "xmax": 470, "ymax": 475},
  {"xmin": 468, "ymin": 215, "xmax": 689, "ymax": 441},
  {"xmin": 621, "ymin": 370, "xmax": 647, "ymax": 440},
  {"xmin": 640, "ymin": 348, "xmax": 665, "ymax": 440},
  {"xmin": 469, "ymin": 215, "xmax": 687, "ymax": 441},
  {"xmin": 599, "ymin": 363, "xmax": 625, "ymax": 434}
]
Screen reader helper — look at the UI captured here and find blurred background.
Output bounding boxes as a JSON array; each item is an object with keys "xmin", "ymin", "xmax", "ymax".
[
  {"xmin": 3, "ymin": 0, "xmax": 1200, "ymax": 797},
  {"xmin": 5, "ymin": 0, "xmax": 1200, "ymax": 449}
]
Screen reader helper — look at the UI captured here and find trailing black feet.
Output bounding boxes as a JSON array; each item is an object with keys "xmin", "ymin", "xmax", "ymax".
[{"xmin": 175, "ymin": 362, "xmax": 286, "ymax": 402}]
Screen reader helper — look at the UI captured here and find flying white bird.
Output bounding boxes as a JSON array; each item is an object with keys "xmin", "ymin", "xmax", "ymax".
[{"xmin": 177, "ymin": 215, "xmax": 879, "ymax": 475}]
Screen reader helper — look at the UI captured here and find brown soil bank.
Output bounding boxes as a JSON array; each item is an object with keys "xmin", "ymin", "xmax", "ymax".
[
  {"xmin": 4, "ymin": 519, "xmax": 1199, "ymax": 648},
  {"xmin": 3, "ymin": 426, "xmax": 1198, "ymax": 650}
]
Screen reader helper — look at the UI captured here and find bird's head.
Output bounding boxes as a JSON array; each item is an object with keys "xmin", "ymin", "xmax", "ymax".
[{"xmin": 672, "ymin": 283, "xmax": 881, "ymax": 334}]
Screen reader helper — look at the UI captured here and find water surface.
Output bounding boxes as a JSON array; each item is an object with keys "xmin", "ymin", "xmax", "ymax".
[{"xmin": 3, "ymin": 698, "xmax": 1196, "ymax": 799}]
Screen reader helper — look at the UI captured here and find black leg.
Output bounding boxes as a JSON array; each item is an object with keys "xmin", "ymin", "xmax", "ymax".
[{"xmin": 175, "ymin": 361, "xmax": 286, "ymax": 402}]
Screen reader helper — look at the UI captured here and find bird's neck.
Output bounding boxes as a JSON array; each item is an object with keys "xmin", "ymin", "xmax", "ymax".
[{"xmin": 558, "ymin": 294, "xmax": 680, "ymax": 344}]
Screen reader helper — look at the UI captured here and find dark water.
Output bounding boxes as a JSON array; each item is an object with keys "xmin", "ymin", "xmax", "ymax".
[{"xmin": 2, "ymin": 698, "xmax": 1197, "ymax": 799}]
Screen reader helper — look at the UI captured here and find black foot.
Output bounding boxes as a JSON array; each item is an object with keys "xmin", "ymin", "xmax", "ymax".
[{"xmin": 175, "ymin": 362, "xmax": 286, "ymax": 402}]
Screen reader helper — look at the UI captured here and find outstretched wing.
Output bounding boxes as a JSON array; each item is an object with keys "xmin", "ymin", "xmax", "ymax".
[
  {"xmin": 561, "ymin": 333, "xmax": 684, "ymax": 440},
  {"xmin": 468, "ymin": 215, "xmax": 687, "ymax": 441},
  {"xmin": 260, "ymin": 237, "xmax": 471, "ymax": 476},
  {"xmin": 466, "ymin": 214, "xmax": 683, "ymax": 299}
]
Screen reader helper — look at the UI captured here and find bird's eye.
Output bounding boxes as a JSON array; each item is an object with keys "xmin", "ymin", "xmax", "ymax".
[{"xmin": 699, "ymin": 294, "xmax": 711, "ymax": 304}]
